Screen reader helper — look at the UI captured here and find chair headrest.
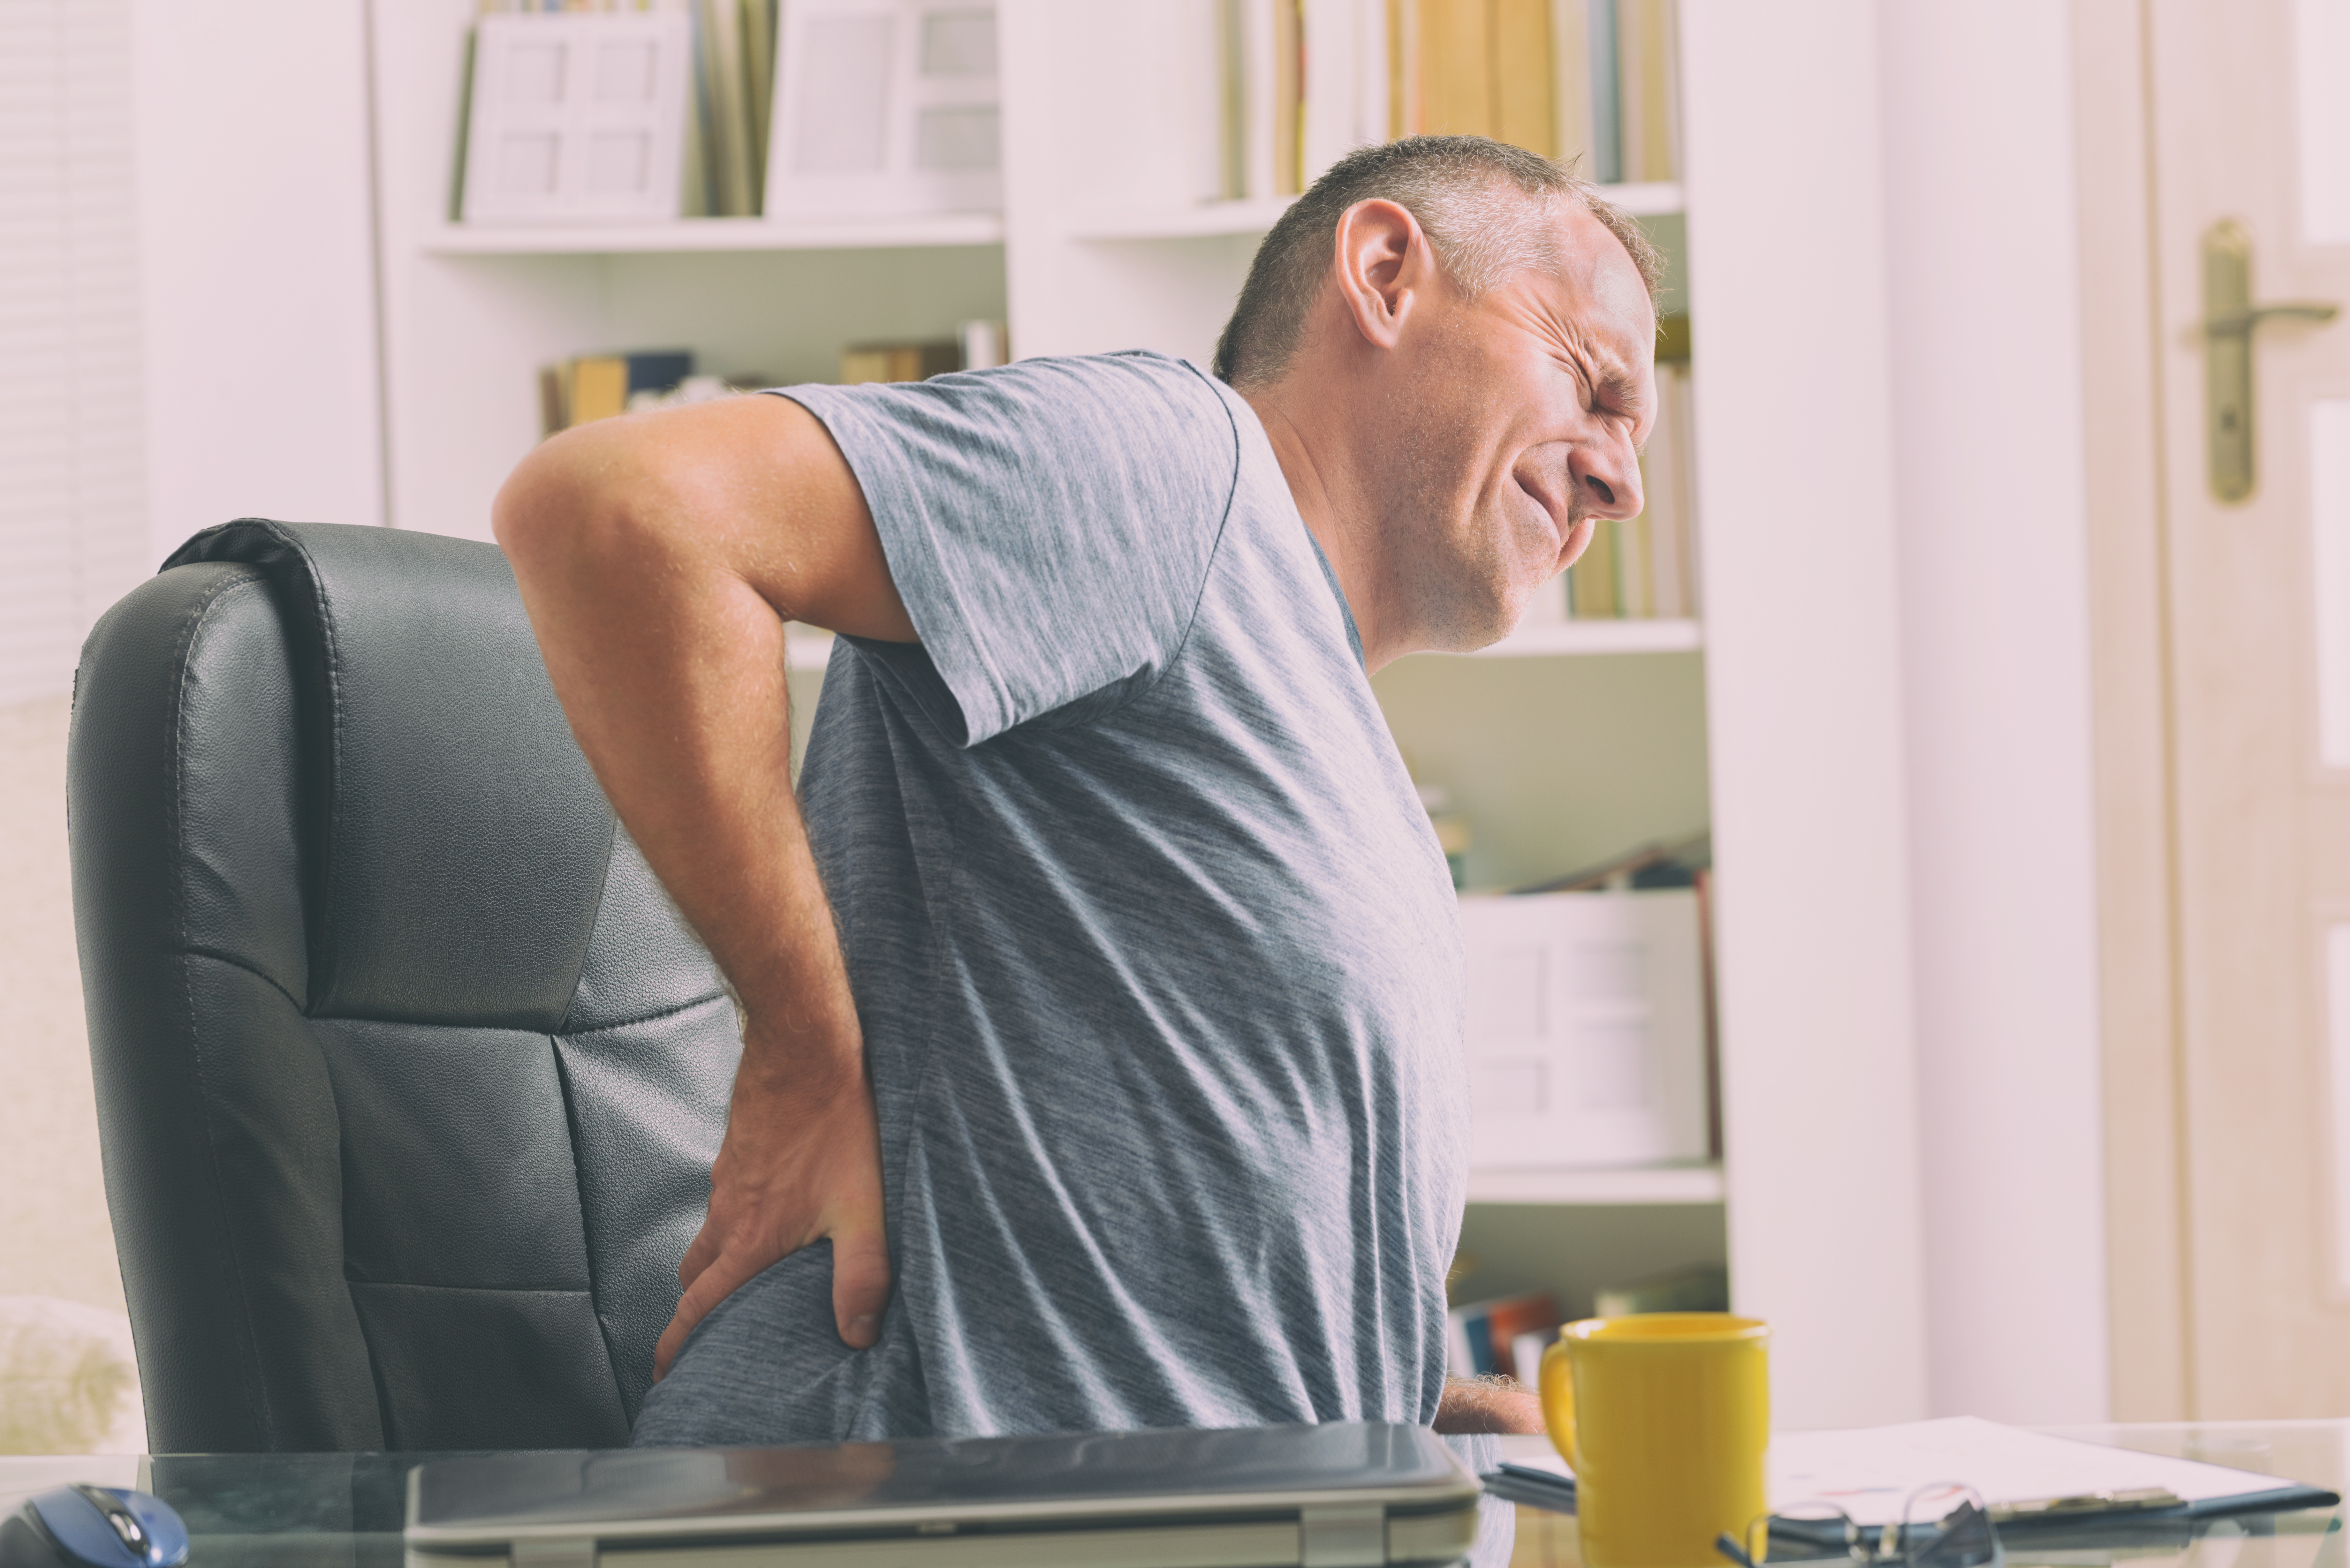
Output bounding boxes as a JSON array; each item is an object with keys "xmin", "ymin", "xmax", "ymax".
[{"xmin": 165, "ymin": 520, "xmax": 617, "ymax": 1027}]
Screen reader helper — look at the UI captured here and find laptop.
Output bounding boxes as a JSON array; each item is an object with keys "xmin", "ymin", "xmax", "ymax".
[{"xmin": 403, "ymin": 1421, "xmax": 1482, "ymax": 1567}]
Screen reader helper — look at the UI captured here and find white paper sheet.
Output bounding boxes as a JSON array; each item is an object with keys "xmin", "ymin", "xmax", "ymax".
[{"xmin": 1496, "ymin": 1417, "xmax": 2319, "ymax": 1528}]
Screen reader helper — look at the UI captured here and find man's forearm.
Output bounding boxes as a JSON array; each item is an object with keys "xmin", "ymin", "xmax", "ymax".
[
  {"xmin": 493, "ymin": 401, "xmax": 890, "ymax": 1043},
  {"xmin": 1433, "ymin": 1376, "xmax": 1546, "ymax": 1435},
  {"xmin": 494, "ymin": 398, "xmax": 910, "ymax": 1366}
]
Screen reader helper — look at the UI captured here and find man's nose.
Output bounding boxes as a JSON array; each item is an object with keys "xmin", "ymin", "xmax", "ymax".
[{"xmin": 1574, "ymin": 442, "xmax": 1644, "ymax": 520}]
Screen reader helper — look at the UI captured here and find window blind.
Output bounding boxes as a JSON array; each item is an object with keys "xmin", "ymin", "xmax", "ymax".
[{"xmin": 0, "ymin": 0, "xmax": 149, "ymax": 705}]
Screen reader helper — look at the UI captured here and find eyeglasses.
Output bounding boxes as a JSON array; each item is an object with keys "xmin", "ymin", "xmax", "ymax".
[{"xmin": 1716, "ymin": 1484, "xmax": 2005, "ymax": 1568}]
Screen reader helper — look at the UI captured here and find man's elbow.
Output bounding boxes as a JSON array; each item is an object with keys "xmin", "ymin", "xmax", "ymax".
[{"xmin": 493, "ymin": 423, "xmax": 664, "ymax": 598}]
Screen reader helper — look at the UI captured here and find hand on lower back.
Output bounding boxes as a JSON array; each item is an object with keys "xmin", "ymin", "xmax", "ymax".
[{"xmin": 655, "ymin": 1038, "xmax": 893, "ymax": 1381}]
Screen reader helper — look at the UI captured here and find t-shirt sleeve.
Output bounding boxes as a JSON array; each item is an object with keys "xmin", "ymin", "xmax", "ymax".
[{"xmin": 778, "ymin": 353, "xmax": 1240, "ymax": 747}]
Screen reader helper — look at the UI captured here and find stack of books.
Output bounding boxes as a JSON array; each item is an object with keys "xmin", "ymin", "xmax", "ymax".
[
  {"xmin": 539, "ymin": 350, "xmax": 770, "ymax": 433},
  {"xmin": 1215, "ymin": 0, "xmax": 1685, "ymax": 202},
  {"xmin": 1447, "ymin": 1291, "xmax": 1558, "ymax": 1382},
  {"xmin": 839, "ymin": 320, "xmax": 1009, "ymax": 384}
]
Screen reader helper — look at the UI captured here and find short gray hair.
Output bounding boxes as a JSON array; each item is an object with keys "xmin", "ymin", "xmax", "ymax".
[{"xmin": 1212, "ymin": 135, "xmax": 1666, "ymax": 388}]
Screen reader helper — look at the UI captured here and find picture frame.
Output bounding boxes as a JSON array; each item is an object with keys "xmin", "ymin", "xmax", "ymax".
[
  {"xmin": 460, "ymin": 12, "xmax": 694, "ymax": 226},
  {"xmin": 765, "ymin": 0, "xmax": 1001, "ymax": 219}
]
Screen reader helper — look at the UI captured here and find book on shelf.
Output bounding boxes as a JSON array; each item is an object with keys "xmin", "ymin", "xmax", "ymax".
[
  {"xmin": 1381, "ymin": 0, "xmax": 1679, "ymax": 182},
  {"xmin": 1447, "ymin": 1292, "xmax": 1558, "ymax": 1380},
  {"xmin": 539, "ymin": 350, "xmax": 767, "ymax": 434},
  {"xmin": 1391, "ymin": 0, "xmax": 1555, "ymax": 156},
  {"xmin": 1211, "ymin": 1, "xmax": 1406, "ymax": 203},
  {"xmin": 839, "ymin": 340, "xmax": 959, "ymax": 384},
  {"xmin": 690, "ymin": 0, "xmax": 769, "ymax": 217},
  {"xmin": 1615, "ymin": 0, "xmax": 1682, "ymax": 184},
  {"xmin": 839, "ymin": 320, "xmax": 1007, "ymax": 384}
]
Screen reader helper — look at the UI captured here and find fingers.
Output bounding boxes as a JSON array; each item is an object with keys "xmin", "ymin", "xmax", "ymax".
[
  {"xmin": 652, "ymin": 1306, "xmax": 691, "ymax": 1383},
  {"xmin": 677, "ymin": 1218, "xmax": 722, "ymax": 1291},
  {"xmin": 830, "ymin": 1222, "xmax": 894, "ymax": 1349},
  {"xmin": 653, "ymin": 1248, "xmax": 764, "ymax": 1381}
]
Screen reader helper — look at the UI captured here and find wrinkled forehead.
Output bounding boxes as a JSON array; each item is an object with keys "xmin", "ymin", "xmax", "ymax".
[{"xmin": 1550, "ymin": 204, "xmax": 1658, "ymax": 352}]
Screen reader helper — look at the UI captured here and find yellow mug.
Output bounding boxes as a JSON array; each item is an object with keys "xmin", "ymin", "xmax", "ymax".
[{"xmin": 1538, "ymin": 1313, "xmax": 1770, "ymax": 1568}]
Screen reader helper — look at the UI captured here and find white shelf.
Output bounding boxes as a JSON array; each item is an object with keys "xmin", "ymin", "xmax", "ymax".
[
  {"xmin": 1067, "ymin": 182, "xmax": 1684, "ymax": 245},
  {"xmin": 1068, "ymin": 197, "xmax": 1298, "ymax": 242},
  {"xmin": 1443, "ymin": 618, "xmax": 1703, "ymax": 658},
  {"xmin": 1599, "ymin": 181, "xmax": 1685, "ymax": 217},
  {"xmin": 423, "ymin": 212, "xmax": 1006, "ymax": 256},
  {"xmin": 1467, "ymin": 1164, "xmax": 1724, "ymax": 1206}
]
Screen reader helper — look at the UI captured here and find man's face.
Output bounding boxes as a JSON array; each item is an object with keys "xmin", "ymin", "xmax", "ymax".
[{"xmin": 1372, "ymin": 206, "xmax": 1657, "ymax": 650}]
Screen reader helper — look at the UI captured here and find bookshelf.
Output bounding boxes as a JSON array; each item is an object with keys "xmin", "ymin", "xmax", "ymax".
[
  {"xmin": 422, "ymin": 213, "xmax": 1007, "ymax": 256},
  {"xmin": 1466, "ymin": 1164, "xmax": 1725, "ymax": 1206},
  {"xmin": 365, "ymin": 0, "xmax": 1927, "ymax": 1428},
  {"xmin": 1066, "ymin": 198, "xmax": 1301, "ymax": 243},
  {"xmin": 1464, "ymin": 619, "xmax": 1701, "ymax": 656}
]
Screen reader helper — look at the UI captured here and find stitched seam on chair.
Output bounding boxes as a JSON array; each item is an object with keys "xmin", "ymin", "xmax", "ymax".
[
  {"xmin": 166, "ymin": 570, "xmax": 282, "ymax": 1447},
  {"xmin": 554, "ymin": 987, "xmax": 732, "ymax": 1041},
  {"xmin": 292, "ymin": 985, "xmax": 731, "ymax": 1034},
  {"xmin": 340, "ymin": 1285, "xmax": 400, "ymax": 1448},
  {"xmin": 269, "ymin": 524, "xmax": 347, "ymax": 1014},
  {"xmin": 548, "ymin": 1037, "xmax": 628, "ymax": 1403},
  {"xmin": 343, "ymin": 1281, "xmax": 597, "ymax": 1297},
  {"xmin": 556, "ymin": 814, "xmax": 624, "ymax": 1036},
  {"xmin": 180, "ymin": 947, "xmax": 303, "ymax": 1012}
]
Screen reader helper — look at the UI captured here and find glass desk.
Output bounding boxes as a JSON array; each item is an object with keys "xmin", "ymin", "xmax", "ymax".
[
  {"xmin": 1499, "ymin": 1424, "xmax": 2348, "ymax": 1568},
  {"xmin": 0, "ymin": 1424, "xmax": 2339, "ymax": 1567}
]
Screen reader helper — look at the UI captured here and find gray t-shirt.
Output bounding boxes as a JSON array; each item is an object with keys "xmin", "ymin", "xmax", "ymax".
[{"xmin": 633, "ymin": 351, "xmax": 1471, "ymax": 1449}]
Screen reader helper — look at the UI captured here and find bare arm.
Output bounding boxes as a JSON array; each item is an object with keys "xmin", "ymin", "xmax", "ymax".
[
  {"xmin": 494, "ymin": 393, "xmax": 914, "ymax": 1378},
  {"xmin": 1433, "ymin": 1376, "xmax": 1546, "ymax": 1435}
]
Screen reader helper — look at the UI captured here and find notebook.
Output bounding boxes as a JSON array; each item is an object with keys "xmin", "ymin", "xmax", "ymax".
[
  {"xmin": 406, "ymin": 1421, "xmax": 1482, "ymax": 1567},
  {"xmin": 1485, "ymin": 1416, "xmax": 2339, "ymax": 1542}
]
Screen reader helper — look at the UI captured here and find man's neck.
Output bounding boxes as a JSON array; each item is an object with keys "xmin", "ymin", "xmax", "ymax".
[{"xmin": 1239, "ymin": 385, "xmax": 1401, "ymax": 673}]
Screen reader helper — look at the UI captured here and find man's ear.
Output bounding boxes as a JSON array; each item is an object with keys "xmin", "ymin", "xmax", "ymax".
[{"xmin": 1329, "ymin": 198, "xmax": 1430, "ymax": 352}]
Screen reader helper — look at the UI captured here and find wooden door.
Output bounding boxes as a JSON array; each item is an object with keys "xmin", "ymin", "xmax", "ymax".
[{"xmin": 2145, "ymin": 0, "xmax": 2350, "ymax": 1415}]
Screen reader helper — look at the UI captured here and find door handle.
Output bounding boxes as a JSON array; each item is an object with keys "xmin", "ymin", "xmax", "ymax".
[{"xmin": 2204, "ymin": 217, "xmax": 2340, "ymax": 503}]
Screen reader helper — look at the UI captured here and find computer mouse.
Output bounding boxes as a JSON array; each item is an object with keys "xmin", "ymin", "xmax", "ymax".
[{"xmin": 0, "ymin": 1485, "xmax": 187, "ymax": 1568}]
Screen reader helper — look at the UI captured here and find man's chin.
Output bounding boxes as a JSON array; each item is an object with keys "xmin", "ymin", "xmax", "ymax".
[{"xmin": 1414, "ymin": 597, "xmax": 1521, "ymax": 656}]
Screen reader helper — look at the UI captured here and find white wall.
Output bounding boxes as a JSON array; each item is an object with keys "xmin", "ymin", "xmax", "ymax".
[
  {"xmin": 1681, "ymin": 0, "xmax": 1930, "ymax": 1428},
  {"xmin": 131, "ymin": 0, "xmax": 384, "ymax": 560},
  {"xmin": 1877, "ymin": 3, "xmax": 2112, "ymax": 1423},
  {"xmin": 0, "ymin": 695, "xmax": 124, "ymax": 1324}
]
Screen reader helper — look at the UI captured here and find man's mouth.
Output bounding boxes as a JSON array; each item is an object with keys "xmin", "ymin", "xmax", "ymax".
[{"xmin": 1557, "ymin": 516, "xmax": 1598, "ymax": 569}]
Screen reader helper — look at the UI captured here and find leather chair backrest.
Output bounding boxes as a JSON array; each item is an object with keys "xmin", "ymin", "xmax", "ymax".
[{"xmin": 68, "ymin": 519, "xmax": 739, "ymax": 1453}]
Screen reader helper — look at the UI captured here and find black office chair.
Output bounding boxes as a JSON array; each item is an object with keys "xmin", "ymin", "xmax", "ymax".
[{"xmin": 67, "ymin": 519, "xmax": 740, "ymax": 1453}]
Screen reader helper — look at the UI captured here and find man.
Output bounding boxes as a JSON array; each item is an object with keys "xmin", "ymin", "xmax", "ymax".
[{"xmin": 495, "ymin": 136, "xmax": 1660, "ymax": 1456}]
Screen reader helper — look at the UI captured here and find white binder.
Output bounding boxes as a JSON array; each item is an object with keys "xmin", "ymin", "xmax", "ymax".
[{"xmin": 1458, "ymin": 890, "xmax": 1710, "ymax": 1170}]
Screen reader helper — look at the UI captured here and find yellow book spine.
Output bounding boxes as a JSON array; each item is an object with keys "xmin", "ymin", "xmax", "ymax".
[
  {"xmin": 1275, "ymin": 0, "xmax": 1304, "ymax": 193},
  {"xmin": 567, "ymin": 357, "xmax": 630, "ymax": 424},
  {"xmin": 1493, "ymin": 0, "xmax": 1555, "ymax": 155},
  {"xmin": 1418, "ymin": 0, "xmax": 1491, "ymax": 138},
  {"xmin": 839, "ymin": 348, "xmax": 891, "ymax": 385}
]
